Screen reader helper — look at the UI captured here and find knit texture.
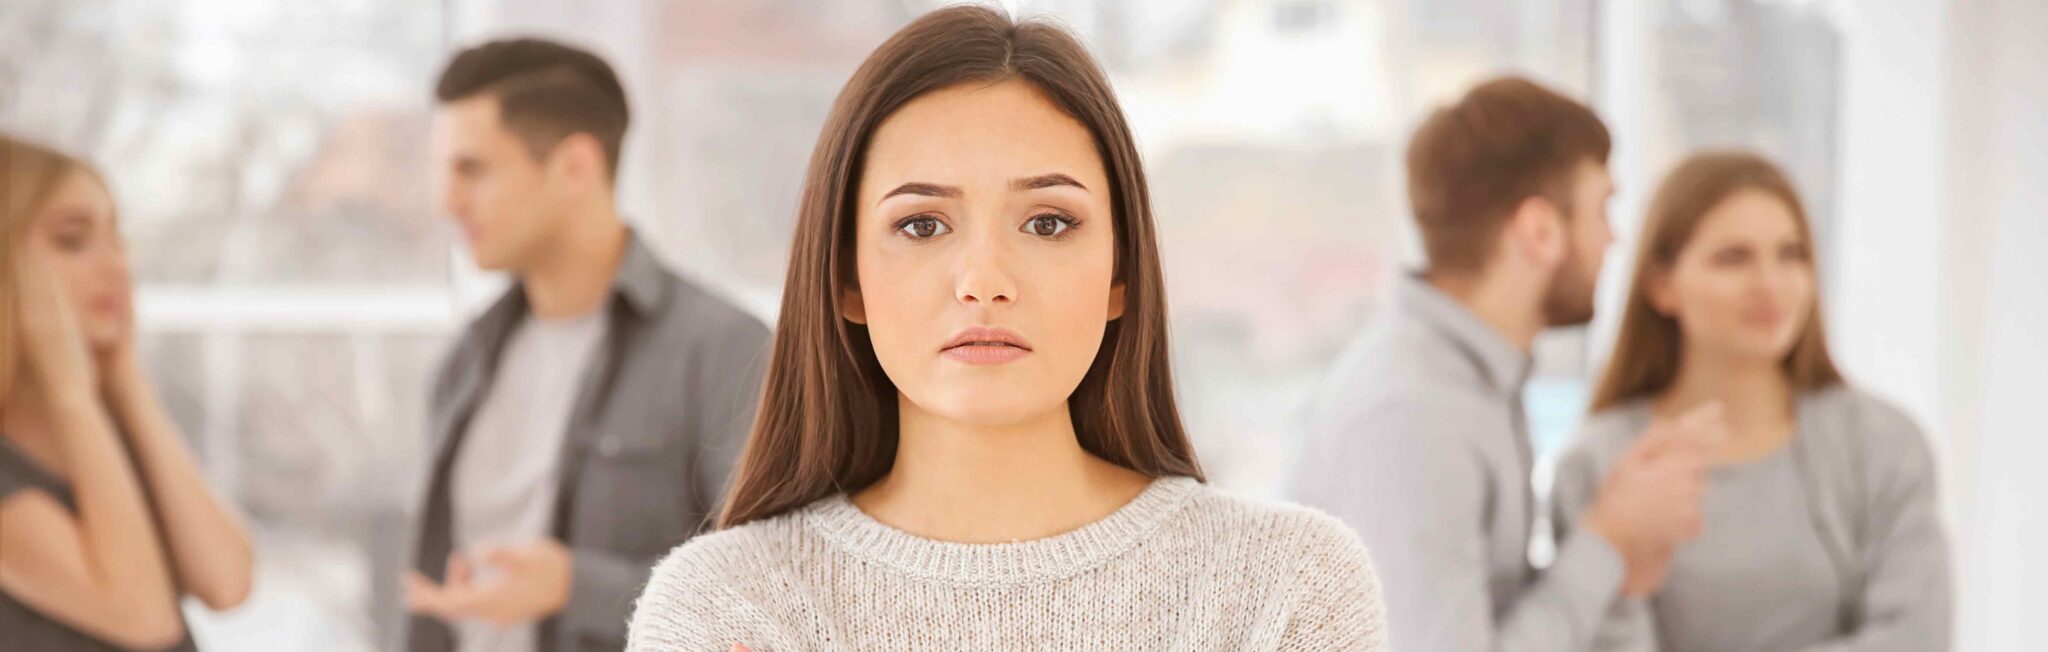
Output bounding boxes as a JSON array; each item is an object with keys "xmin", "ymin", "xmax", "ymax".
[{"xmin": 624, "ymin": 476, "xmax": 1386, "ymax": 651}]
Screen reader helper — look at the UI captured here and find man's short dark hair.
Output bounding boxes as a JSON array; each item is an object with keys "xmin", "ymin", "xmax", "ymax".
[
  {"xmin": 1405, "ymin": 76, "xmax": 1611, "ymax": 272},
  {"xmin": 435, "ymin": 37, "xmax": 630, "ymax": 179}
]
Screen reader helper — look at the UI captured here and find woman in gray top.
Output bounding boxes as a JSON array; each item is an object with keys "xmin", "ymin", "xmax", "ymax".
[
  {"xmin": 1554, "ymin": 151, "xmax": 1950, "ymax": 652},
  {"xmin": 1, "ymin": 136, "xmax": 254, "ymax": 650}
]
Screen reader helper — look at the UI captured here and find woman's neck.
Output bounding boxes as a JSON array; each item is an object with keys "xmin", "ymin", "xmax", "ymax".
[
  {"xmin": 1656, "ymin": 347, "xmax": 1796, "ymax": 464},
  {"xmin": 852, "ymin": 395, "xmax": 1153, "ymax": 544}
]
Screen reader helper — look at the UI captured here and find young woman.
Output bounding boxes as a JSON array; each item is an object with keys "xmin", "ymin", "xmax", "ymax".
[
  {"xmin": 626, "ymin": 6, "xmax": 1384, "ymax": 650},
  {"xmin": 1, "ymin": 135, "xmax": 254, "ymax": 651},
  {"xmin": 1554, "ymin": 151, "xmax": 1950, "ymax": 651}
]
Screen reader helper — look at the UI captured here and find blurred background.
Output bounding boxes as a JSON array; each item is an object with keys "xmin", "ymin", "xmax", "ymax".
[{"xmin": 2, "ymin": 0, "xmax": 2042, "ymax": 649}]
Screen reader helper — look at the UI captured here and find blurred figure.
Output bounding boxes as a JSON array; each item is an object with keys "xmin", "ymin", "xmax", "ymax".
[
  {"xmin": 1554, "ymin": 151, "xmax": 1950, "ymax": 652},
  {"xmin": 399, "ymin": 39, "xmax": 769, "ymax": 652},
  {"xmin": 1, "ymin": 135, "xmax": 254, "ymax": 651},
  {"xmin": 1288, "ymin": 77, "xmax": 1724, "ymax": 652},
  {"xmin": 625, "ymin": 6, "xmax": 1383, "ymax": 650}
]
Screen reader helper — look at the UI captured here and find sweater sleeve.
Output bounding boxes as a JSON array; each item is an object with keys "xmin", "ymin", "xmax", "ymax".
[
  {"xmin": 1791, "ymin": 397, "xmax": 1951, "ymax": 652},
  {"xmin": 625, "ymin": 531, "xmax": 792, "ymax": 652},
  {"xmin": 1552, "ymin": 439, "xmax": 1659, "ymax": 652},
  {"xmin": 1291, "ymin": 395, "xmax": 1624, "ymax": 652},
  {"xmin": 1276, "ymin": 511, "xmax": 1389, "ymax": 651}
]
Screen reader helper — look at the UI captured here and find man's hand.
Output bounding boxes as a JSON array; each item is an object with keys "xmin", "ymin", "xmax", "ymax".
[
  {"xmin": 403, "ymin": 539, "xmax": 574, "ymax": 625},
  {"xmin": 1617, "ymin": 543, "xmax": 1673, "ymax": 597},
  {"xmin": 1583, "ymin": 402, "xmax": 1725, "ymax": 597}
]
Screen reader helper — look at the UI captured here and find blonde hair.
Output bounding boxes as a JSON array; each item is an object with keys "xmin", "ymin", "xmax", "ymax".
[
  {"xmin": 1, "ymin": 134, "xmax": 93, "ymax": 399},
  {"xmin": 1590, "ymin": 150, "xmax": 1842, "ymax": 411}
]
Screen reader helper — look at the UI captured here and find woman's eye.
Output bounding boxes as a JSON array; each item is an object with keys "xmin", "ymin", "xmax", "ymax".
[
  {"xmin": 50, "ymin": 232, "xmax": 88, "ymax": 253},
  {"xmin": 1022, "ymin": 214, "xmax": 1073, "ymax": 238},
  {"xmin": 896, "ymin": 216, "xmax": 949, "ymax": 239},
  {"xmin": 1712, "ymin": 248, "xmax": 1751, "ymax": 266}
]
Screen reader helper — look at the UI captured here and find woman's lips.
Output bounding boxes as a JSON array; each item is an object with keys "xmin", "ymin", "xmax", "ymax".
[
  {"xmin": 1742, "ymin": 309, "xmax": 1786, "ymax": 329},
  {"xmin": 85, "ymin": 295, "xmax": 125, "ymax": 315},
  {"xmin": 941, "ymin": 326, "xmax": 1033, "ymax": 365},
  {"xmin": 941, "ymin": 343, "xmax": 1031, "ymax": 365}
]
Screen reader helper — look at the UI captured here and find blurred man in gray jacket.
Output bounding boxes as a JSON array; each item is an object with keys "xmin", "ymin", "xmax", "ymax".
[
  {"xmin": 1289, "ymin": 77, "xmax": 1722, "ymax": 652},
  {"xmin": 400, "ymin": 38, "xmax": 768, "ymax": 652}
]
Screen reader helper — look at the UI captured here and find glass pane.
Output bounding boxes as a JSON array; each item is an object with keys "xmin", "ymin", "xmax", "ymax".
[
  {"xmin": 5, "ymin": 2, "xmax": 451, "ymax": 649},
  {"xmin": 137, "ymin": 330, "xmax": 443, "ymax": 650},
  {"xmin": 0, "ymin": 0, "xmax": 449, "ymax": 284},
  {"xmin": 1639, "ymin": 0, "xmax": 1842, "ymax": 267}
]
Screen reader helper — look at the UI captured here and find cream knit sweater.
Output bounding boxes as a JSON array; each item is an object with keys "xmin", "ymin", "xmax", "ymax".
[{"xmin": 625, "ymin": 476, "xmax": 1387, "ymax": 651}]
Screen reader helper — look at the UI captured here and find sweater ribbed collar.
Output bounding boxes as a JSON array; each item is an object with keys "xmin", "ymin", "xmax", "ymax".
[{"xmin": 803, "ymin": 475, "xmax": 1202, "ymax": 588}]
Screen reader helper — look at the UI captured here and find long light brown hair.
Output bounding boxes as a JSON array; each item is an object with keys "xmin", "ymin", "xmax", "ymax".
[
  {"xmin": 0, "ymin": 135, "xmax": 94, "ymax": 400},
  {"xmin": 717, "ymin": 6, "xmax": 1203, "ymax": 528},
  {"xmin": 1590, "ymin": 151, "xmax": 1843, "ymax": 411}
]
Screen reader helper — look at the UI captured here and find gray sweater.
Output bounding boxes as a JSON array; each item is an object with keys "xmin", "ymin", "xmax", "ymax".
[
  {"xmin": 624, "ymin": 476, "xmax": 1387, "ymax": 650},
  {"xmin": 1553, "ymin": 386, "xmax": 1951, "ymax": 652},
  {"xmin": 1289, "ymin": 274, "xmax": 1626, "ymax": 652}
]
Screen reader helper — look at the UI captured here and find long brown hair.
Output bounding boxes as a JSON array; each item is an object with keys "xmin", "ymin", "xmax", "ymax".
[
  {"xmin": 0, "ymin": 135, "xmax": 93, "ymax": 400},
  {"xmin": 717, "ymin": 5, "xmax": 1203, "ymax": 528},
  {"xmin": 1590, "ymin": 151, "xmax": 1842, "ymax": 411}
]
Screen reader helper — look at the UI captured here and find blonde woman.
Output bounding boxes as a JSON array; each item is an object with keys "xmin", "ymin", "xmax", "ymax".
[{"xmin": 1, "ymin": 135, "xmax": 253, "ymax": 651}]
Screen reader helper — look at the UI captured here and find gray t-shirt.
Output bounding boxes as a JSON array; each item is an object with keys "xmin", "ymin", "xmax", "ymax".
[
  {"xmin": 1555, "ymin": 387, "xmax": 1952, "ymax": 652},
  {"xmin": 0, "ymin": 434, "xmax": 200, "ymax": 652},
  {"xmin": 448, "ymin": 308, "xmax": 608, "ymax": 652},
  {"xmin": 1653, "ymin": 447, "xmax": 1843, "ymax": 652}
]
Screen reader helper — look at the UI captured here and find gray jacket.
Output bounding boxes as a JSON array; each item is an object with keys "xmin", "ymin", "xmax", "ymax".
[
  {"xmin": 1553, "ymin": 386, "xmax": 1951, "ymax": 652},
  {"xmin": 1288, "ymin": 275, "xmax": 1626, "ymax": 652},
  {"xmin": 403, "ymin": 232, "xmax": 770, "ymax": 652}
]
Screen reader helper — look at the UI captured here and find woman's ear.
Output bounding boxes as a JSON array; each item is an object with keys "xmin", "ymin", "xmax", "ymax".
[
  {"xmin": 1106, "ymin": 281, "xmax": 1126, "ymax": 321},
  {"xmin": 841, "ymin": 285, "xmax": 868, "ymax": 325},
  {"xmin": 1646, "ymin": 267, "xmax": 1678, "ymax": 317}
]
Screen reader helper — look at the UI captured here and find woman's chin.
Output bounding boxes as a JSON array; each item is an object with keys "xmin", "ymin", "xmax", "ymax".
[
  {"xmin": 1719, "ymin": 339, "xmax": 1795, "ymax": 365},
  {"xmin": 905, "ymin": 392, "xmax": 1069, "ymax": 429},
  {"xmin": 86, "ymin": 328, "xmax": 128, "ymax": 357}
]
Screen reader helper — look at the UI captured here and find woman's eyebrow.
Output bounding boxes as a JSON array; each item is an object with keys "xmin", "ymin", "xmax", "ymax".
[
  {"xmin": 1011, "ymin": 173, "xmax": 1086, "ymax": 192},
  {"xmin": 877, "ymin": 175, "xmax": 1086, "ymax": 205},
  {"xmin": 44, "ymin": 211, "xmax": 93, "ymax": 229},
  {"xmin": 879, "ymin": 182, "xmax": 962, "ymax": 204}
]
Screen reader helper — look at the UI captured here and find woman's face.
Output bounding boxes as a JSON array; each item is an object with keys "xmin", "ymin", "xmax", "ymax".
[
  {"xmin": 846, "ymin": 79, "xmax": 1124, "ymax": 428},
  {"xmin": 28, "ymin": 169, "xmax": 133, "ymax": 352},
  {"xmin": 1652, "ymin": 189, "xmax": 1814, "ymax": 364}
]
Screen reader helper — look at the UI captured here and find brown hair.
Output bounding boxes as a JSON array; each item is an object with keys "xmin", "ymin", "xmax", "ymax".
[
  {"xmin": 718, "ymin": 5, "xmax": 1203, "ymax": 528},
  {"xmin": 434, "ymin": 37, "xmax": 630, "ymax": 178},
  {"xmin": 1590, "ymin": 151, "xmax": 1842, "ymax": 411},
  {"xmin": 1, "ymin": 135, "xmax": 93, "ymax": 398},
  {"xmin": 1406, "ymin": 76, "xmax": 1611, "ymax": 272}
]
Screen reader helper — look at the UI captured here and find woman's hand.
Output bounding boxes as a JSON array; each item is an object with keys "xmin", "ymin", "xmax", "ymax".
[
  {"xmin": 90, "ymin": 262, "xmax": 140, "ymax": 397},
  {"xmin": 13, "ymin": 250, "xmax": 96, "ymax": 398},
  {"xmin": 92, "ymin": 314, "xmax": 144, "ymax": 400}
]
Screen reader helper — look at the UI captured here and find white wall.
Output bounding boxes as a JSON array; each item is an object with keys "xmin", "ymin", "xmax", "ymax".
[
  {"xmin": 1834, "ymin": 0, "xmax": 2048, "ymax": 648},
  {"xmin": 1943, "ymin": 0, "xmax": 2048, "ymax": 647},
  {"xmin": 1831, "ymin": 0, "xmax": 1946, "ymax": 448}
]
